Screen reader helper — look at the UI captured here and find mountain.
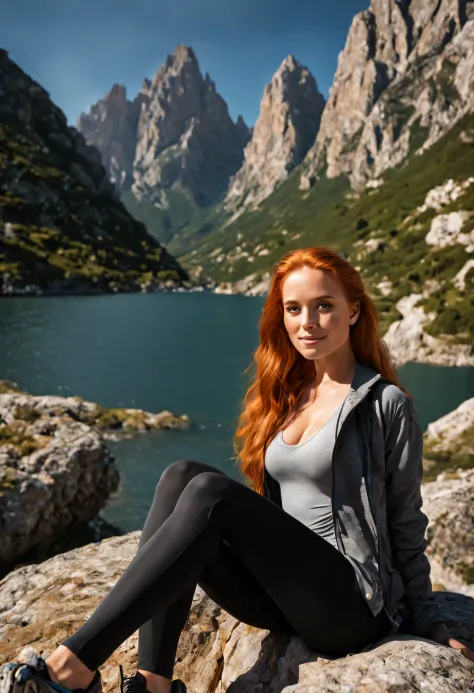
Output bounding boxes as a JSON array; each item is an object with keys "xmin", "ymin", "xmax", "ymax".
[
  {"xmin": 77, "ymin": 83, "xmax": 147, "ymax": 191},
  {"xmin": 301, "ymin": 0, "xmax": 474, "ymax": 190},
  {"xmin": 77, "ymin": 47, "xmax": 325, "ymax": 253},
  {"xmin": 77, "ymin": 45, "xmax": 251, "ymax": 247},
  {"xmin": 223, "ymin": 55, "xmax": 326, "ymax": 221},
  {"xmin": 0, "ymin": 49, "xmax": 191, "ymax": 296}
]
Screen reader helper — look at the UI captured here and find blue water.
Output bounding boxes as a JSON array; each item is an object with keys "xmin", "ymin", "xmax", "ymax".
[{"xmin": 1, "ymin": 291, "xmax": 473, "ymax": 533}]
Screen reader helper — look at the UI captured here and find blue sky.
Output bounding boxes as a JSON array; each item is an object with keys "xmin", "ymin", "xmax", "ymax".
[{"xmin": 1, "ymin": 0, "xmax": 368, "ymax": 129}]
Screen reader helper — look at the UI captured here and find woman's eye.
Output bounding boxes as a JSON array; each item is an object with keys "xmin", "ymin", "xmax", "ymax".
[{"xmin": 286, "ymin": 303, "xmax": 332, "ymax": 313}]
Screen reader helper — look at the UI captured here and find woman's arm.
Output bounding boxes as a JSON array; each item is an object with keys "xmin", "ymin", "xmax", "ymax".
[
  {"xmin": 384, "ymin": 395, "xmax": 445, "ymax": 637},
  {"xmin": 385, "ymin": 395, "xmax": 474, "ymax": 661}
]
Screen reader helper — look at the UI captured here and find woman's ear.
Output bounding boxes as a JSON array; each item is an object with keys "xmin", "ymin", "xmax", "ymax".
[{"xmin": 350, "ymin": 302, "xmax": 360, "ymax": 325}]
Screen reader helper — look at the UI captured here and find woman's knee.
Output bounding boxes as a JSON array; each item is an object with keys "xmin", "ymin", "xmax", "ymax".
[
  {"xmin": 158, "ymin": 459, "xmax": 223, "ymax": 492},
  {"xmin": 179, "ymin": 471, "xmax": 234, "ymax": 506}
]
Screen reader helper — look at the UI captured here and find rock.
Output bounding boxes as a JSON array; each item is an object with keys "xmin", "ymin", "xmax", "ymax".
[
  {"xmin": 453, "ymin": 258, "xmax": 474, "ymax": 290},
  {"xmin": 301, "ymin": 1, "xmax": 474, "ymax": 192},
  {"xmin": 77, "ymin": 84, "xmax": 146, "ymax": 191},
  {"xmin": 425, "ymin": 211, "xmax": 474, "ymax": 249},
  {"xmin": 417, "ymin": 177, "xmax": 474, "ymax": 213},
  {"xmin": 424, "ymin": 398, "xmax": 474, "ymax": 454},
  {"xmin": 0, "ymin": 407, "xmax": 118, "ymax": 573},
  {"xmin": 376, "ymin": 279, "xmax": 393, "ymax": 296},
  {"xmin": 224, "ymin": 55, "xmax": 325, "ymax": 219},
  {"xmin": 0, "ymin": 472, "xmax": 473, "ymax": 693},
  {"xmin": 382, "ymin": 294, "xmax": 474, "ymax": 367},
  {"xmin": 423, "ymin": 469, "xmax": 474, "ymax": 598},
  {"xmin": 0, "ymin": 389, "xmax": 191, "ymax": 571}
]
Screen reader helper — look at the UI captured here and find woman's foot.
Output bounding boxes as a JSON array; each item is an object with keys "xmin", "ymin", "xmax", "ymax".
[
  {"xmin": 1, "ymin": 653, "xmax": 101, "ymax": 693},
  {"xmin": 119, "ymin": 667, "xmax": 186, "ymax": 693}
]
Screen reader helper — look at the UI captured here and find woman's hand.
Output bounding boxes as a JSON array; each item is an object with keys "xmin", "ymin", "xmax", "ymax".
[{"xmin": 426, "ymin": 621, "xmax": 474, "ymax": 662}]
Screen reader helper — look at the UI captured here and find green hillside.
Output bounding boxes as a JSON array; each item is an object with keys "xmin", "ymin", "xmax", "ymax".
[
  {"xmin": 121, "ymin": 187, "xmax": 224, "ymax": 254},
  {"xmin": 0, "ymin": 123, "xmax": 188, "ymax": 294},
  {"xmin": 175, "ymin": 113, "xmax": 474, "ymax": 341}
]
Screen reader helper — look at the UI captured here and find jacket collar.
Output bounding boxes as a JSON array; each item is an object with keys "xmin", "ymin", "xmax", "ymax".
[
  {"xmin": 349, "ymin": 359, "xmax": 384, "ymax": 400},
  {"xmin": 339, "ymin": 360, "xmax": 385, "ymax": 428}
]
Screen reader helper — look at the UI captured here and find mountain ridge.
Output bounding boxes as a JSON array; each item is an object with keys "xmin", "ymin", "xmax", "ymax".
[{"xmin": 0, "ymin": 48, "xmax": 192, "ymax": 296}]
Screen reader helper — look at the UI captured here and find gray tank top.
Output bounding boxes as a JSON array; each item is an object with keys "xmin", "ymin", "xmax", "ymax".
[{"xmin": 265, "ymin": 397, "xmax": 347, "ymax": 549}]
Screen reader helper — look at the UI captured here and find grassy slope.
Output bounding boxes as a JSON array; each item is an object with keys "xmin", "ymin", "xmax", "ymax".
[
  {"xmin": 175, "ymin": 113, "xmax": 474, "ymax": 340},
  {"xmin": 0, "ymin": 124, "xmax": 188, "ymax": 292},
  {"xmin": 121, "ymin": 187, "xmax": 224, "ymax": 252}
]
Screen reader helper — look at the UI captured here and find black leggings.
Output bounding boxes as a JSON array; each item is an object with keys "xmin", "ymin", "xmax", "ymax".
[{"xmin": 61, "ymin": 459, "xmax": 391, "ymax": 678}]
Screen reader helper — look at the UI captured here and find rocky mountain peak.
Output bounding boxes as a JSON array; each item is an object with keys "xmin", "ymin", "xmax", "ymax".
[
  {"xmin": 223, "ymin": 55, "xmax": 326, "ymax": 218},
  {"xmin": 77, "ymin": 81, "xmax": 142, "ymax": 190},
  {"xmin": 106, "ymin": 83, "xmax": 128, "ymax": 103},
  {"xmin": 130, "ymin": 44, "xmax": 251, "ymax": 207},
  {"xmin": 78, "ymin": 44, "xmax": 250, "ymax": 208},
  {"xmin": 301, "ymin": 0, "xmax": 474, "ymax": 190},
  {"xmin": 150, "ymin": 44, "xmax": 201, "ymax": 91}
]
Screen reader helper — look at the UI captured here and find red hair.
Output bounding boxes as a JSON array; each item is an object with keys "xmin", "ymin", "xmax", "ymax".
[{"xmin": 233, "ymin": 246, "xmax": 411, "ymax": 495}]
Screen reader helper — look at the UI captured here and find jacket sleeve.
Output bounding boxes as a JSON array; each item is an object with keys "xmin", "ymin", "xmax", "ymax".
[{"xmin": 384, "ymin": 395, "xmax": 445, "ymax": 637}]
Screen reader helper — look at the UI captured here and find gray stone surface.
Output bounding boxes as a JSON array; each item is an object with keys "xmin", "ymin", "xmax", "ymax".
[{"xmin": 0, "ymin": 469, "xmax": 473, "ymax": 692}]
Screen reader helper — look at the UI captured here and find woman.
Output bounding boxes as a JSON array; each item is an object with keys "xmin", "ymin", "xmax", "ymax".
[{"xmin": 3, "ymin": 247, "xmax": 473, "ymax": 693}]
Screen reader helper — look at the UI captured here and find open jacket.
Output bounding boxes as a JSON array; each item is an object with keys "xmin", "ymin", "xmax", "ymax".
[{"xmin": 263, "ymin": 359, "xmax": 446, "ymax": 638}]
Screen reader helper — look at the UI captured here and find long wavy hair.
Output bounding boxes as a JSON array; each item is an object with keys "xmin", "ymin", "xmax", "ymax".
[{"xmin": 233, "ymin": 246, "xmax": 411, "ymax": 495}]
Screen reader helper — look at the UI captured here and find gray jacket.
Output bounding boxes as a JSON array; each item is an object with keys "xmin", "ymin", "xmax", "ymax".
[{"xmin": 263, "ymin": 359, "xmax": 445, "ymax": 637}]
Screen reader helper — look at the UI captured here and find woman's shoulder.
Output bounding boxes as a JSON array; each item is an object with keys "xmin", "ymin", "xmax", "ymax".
[{"xmin": 371, "ymin": 379, "xmax": 416, "ymax": 422}]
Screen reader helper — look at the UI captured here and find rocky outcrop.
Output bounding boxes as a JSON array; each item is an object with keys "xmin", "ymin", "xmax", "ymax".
[
  {"xmin": 78, "ymin": 45, "xmax": 251, "ymax": 209},
  {"xmin": 0, "ymin": 386, "xmax": 190, "ymax": 572},
  {"xmin": 302, "ymin": 0, "xmax": 474, "ymax": 191},
  {"xmin": 422, "ymin": 398, "xmax": 474, "ymax": 487},
  {"xmin": 77, "ymin": 84, "xmax": 148, "ymax": 191},
  {"xmin": 0, "ymin": 401, "xmax": 118, "ymax": 573},
  {"xmin": 423, "ymin": 469, "xmax": 474, "ymax": 597},
  {"xmin": 224, "ymin": 56, "xmax": 325, "ymax": 219},
  {"xmin": 0, "ymin": 49, "xmax": 191, "ymax": 296},
  {"xmin": 424, "ymin": 398, "xmax": 474, "ymax": 455},
  {"xmin": 1, "ymin": 469, "xmax": 473, "ymax": 693},
  {"xmin": 382, "ymin": 293, "xmax": 474, "ymax": 367},
  {"xmin": 425, "ymin": 211, "xmax": 474, "ymax": 249}
]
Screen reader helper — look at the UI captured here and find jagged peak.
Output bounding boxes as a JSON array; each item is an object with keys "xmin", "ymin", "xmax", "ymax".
[
  {"xmin": 173, "ymin": 43, "xmax": 198, "ymax": 64},
  {"xmin": 105, "ymin": 83, "xmax": 128, "ymax": 102},
  {"xmin": 277, "ymin": 54, "xmax": 306, "ymax": 74},
  {"xmin": 150, "ymin": 43, "xmax": 202, "ymax": 89}
]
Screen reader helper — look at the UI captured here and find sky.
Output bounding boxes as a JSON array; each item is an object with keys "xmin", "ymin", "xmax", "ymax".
[{"xmin": 0, "ymin": 0, "xmax": 368, "ymax": 129}]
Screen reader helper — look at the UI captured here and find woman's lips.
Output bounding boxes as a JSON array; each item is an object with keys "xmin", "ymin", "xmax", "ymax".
[{"xmin": 300, "ymin": 336, "xmax": 326, "ymax": 345}]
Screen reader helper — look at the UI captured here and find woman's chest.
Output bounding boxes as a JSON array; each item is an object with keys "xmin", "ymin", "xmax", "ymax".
[{"xmin": 281, "ymin": 388, "xmax": 350, "ymax": 446}]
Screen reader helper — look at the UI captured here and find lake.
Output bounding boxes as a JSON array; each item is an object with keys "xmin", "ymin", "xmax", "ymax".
[{"xmin": 1, "ymin": 291, "xmax": 473, "ymax": 534}]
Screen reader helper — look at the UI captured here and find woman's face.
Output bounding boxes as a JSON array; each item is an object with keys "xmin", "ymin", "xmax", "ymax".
[{"xmin": 281, "ymin": 266, "xmax": 359, "ymax": 360}]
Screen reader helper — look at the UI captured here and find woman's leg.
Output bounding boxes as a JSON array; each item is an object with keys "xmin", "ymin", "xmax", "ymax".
[
  {"xmin": 135, "ymin": 460, "xmax": 225, "ymax": 681},
  {"xmin": 58, "ymin": 460, "xmax": 292, "ymax": 688},
  {"xmin": 57, "ymin": 466, "xmax": 390, "ymax": 682}
]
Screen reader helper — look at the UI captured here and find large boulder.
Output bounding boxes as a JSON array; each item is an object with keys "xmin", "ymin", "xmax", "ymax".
[
  {"xmin": 0, "ymin": 474, "xmax": 473, "ymax": 692},
  {"xmin": 0, "ymin": 388, "xmax": 190, "ymax": 574},
  {"xmin": 424, "ymin": 469, "xmax": 474, "ymax": 597}
]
